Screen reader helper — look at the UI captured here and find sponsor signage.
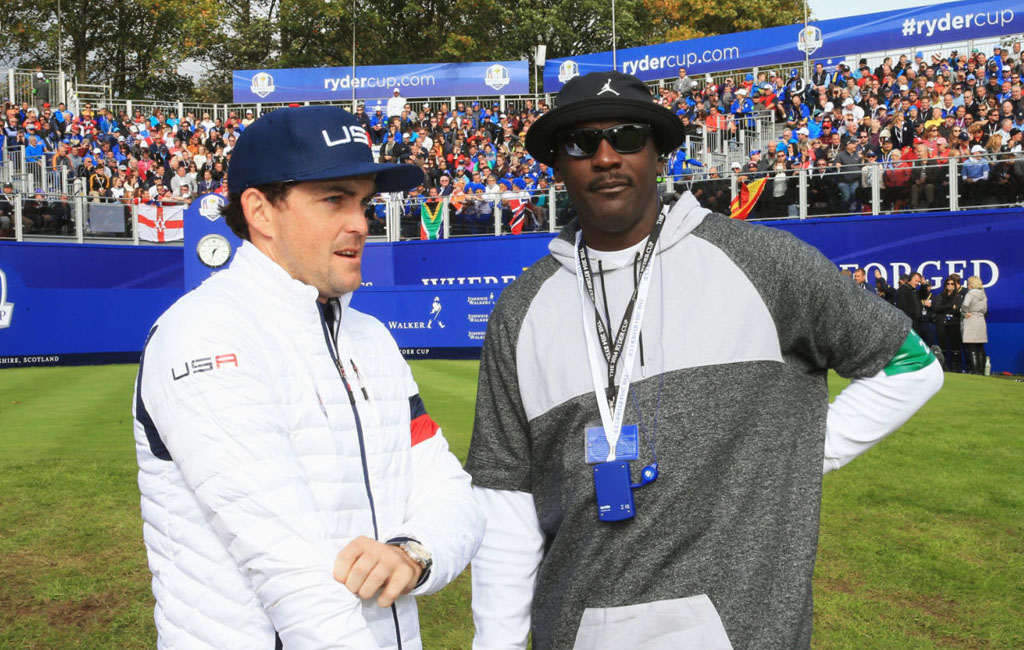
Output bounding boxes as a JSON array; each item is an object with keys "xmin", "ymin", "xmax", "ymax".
[
  {"xmin": 350, "ymin": 285, "xmax": 499, "ymax": 359},
  {"xmin": 1, "ymin": 208, "xmax": 1021, "ymax": 371},
  {"xmin": 544, "ymin": 0, "xmax": 1023, "ymax": 91},
  {"xmin": 359, "ymin": 233, "xmax": 552, "ymax": 289},
  {"xmin": 0, "ymin": 241, "xmax": 182, "ymax": 368},
  {"xmin": 360, "ymin": 209, "xmax": 1024, "ymax": 369},
  {"xmin": 234, "ymin": 61, "xmax": 530, "ymax": 103}
]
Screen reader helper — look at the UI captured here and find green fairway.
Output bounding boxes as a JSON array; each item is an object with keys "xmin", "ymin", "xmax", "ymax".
[{"xmin": 0, "ymin": 363, "xmax": 1021, "ymax": 649}]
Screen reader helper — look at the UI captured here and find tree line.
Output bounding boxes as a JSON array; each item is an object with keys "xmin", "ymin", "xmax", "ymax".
[{"xmin": 2, "ymin": 0, "xmax": 804, "ymax": 102}]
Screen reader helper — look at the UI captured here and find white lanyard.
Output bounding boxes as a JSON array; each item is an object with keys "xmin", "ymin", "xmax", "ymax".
[{"xmin": 574, "ymin": 229, "xmax": 659, "ymax": 462}]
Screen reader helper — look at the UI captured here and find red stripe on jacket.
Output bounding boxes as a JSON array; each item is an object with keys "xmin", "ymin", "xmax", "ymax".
[{"xmin": 411, "ymin": 413, "xmax": 439, "ymax": 446}]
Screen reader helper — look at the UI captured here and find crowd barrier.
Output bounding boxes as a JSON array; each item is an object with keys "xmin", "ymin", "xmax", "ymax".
[
  {"xmin": 1, "ymin": 205, "xmax": 1021, "ymax": 373},
  {"xmin": 4, "ymin": 151, "xmax": 1022, "ymax": 243}
]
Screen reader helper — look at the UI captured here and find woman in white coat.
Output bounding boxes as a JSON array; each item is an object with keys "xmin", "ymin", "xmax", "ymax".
[{"xmin": 961, "ymin": 275, "xmax": 988, "ymax": 374}]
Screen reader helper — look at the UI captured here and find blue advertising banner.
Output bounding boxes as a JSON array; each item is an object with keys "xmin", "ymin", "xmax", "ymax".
[
  {"xmin": 0, "ymin": 242, "xmax": 182, "ymax": 367},
  {"xmin": 358, "ymin": 209, "xmax": 1024, "ymax": 371},
  {"xmin": 350, "ymin": 285, "xmax": 498, "ymax": 360},
  {"xmin": 363, "ymin": 234, "xmax": 553, "ymax": 288},
  {"xmin": 234, "ymin": 61, "xmax": 530, "ymax": 103},
  {"xmin": 544, "ymin": 0, "xmax": 1023, "ymax": 91},
  {"xmin": 769, "ymin": 209, "xmax": 1023, "ymax": 375},
  {"xmin": 2, "ymin": 208, "xmax": 1021, "ymax": 372}
]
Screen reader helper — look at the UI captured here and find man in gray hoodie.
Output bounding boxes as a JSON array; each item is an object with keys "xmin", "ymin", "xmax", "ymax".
[{"xmin": 466, "ymin": 71, "xmax": 943, "ymax": 650}]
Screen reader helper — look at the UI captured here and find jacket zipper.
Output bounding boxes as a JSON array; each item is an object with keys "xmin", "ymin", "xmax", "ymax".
[{"xmin": 317, "ymin": 302, "xmax": 403, "ymax": 649}]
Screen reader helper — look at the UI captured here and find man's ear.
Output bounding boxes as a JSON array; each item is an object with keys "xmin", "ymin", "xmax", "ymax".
[{"xmin": 241, "ymin": 187, "xmax": 275, "ymax": 240}]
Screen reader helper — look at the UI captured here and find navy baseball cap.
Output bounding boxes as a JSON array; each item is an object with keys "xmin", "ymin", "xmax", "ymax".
[{"xmin": 229, "ymin": 105, "xmax": 423, "ymax": 193}]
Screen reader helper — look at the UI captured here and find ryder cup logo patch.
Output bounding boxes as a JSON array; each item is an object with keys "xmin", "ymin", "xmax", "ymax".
[
  {"xmin": 250, "ymin": 72, "xmax": 275, "ymax": 98},
  {"xmin": 797, "ymin": 25, "xmax": 823, "ymax": 56},
  {"xmin": 199, "ymin": 194, "xmax": 225, "ymax": 222},
  {"xmin": 559, "ymin": 60, "xmax": 580, "ymax": 84},
  {"xmin": 485, "ymin": 64, "xmax": 511, "ymax": 91},
  {"xmin": 0, "ymin": 268, "xmax": 13, "ymax": 329}
]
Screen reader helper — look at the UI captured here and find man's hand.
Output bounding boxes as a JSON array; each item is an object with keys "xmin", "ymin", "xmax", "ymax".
[{"xmin": 334, "ymin": 536, "xmax": 423, "ymax": 608}]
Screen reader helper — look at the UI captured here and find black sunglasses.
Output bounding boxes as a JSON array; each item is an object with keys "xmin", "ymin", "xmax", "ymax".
[{"xmin": 559, "ymin": 123, "xmax": 652, "ymax": 158}]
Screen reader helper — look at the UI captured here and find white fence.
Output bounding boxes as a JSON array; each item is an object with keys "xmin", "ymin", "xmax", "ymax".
[{"xmin": 4, "ymin": 152, "xmax": 1023, "ymax": 244}]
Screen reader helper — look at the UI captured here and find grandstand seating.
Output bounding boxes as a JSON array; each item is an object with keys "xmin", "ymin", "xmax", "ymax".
[{"xmin": 2, "ymin": 31, "xmax": 1022, "ymax": 243}]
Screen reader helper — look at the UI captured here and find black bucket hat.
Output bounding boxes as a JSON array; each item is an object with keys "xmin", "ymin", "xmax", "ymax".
[{"xmin": 526, "ymin": 71, "xmax": 685, "ymax": 166}]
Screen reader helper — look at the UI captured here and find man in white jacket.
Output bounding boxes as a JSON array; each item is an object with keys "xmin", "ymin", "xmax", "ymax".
[
  {"xmin": 133, "ymin": 105, "xmax": 483, "ymax": 650},
  {"xmin": 466, "ymin": 71, "xmax": 943, "ymax": 650}
]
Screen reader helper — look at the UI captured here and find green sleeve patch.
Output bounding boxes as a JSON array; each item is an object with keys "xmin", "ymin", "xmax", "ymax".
[{"xmin": 884, "ymin": 330, "xmax": 936, "ymax": 376}]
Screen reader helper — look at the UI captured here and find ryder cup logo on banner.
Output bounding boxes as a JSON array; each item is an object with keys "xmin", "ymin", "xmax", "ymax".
[
  {"xmin": 0, "ymin": 268, "xmax": 13, "ymax": 329},
  {"xmin": 559, "ymin": 60, "xmax": 580, "ymax": 84},
  {"xmin": 485, "ymin": 64, "xmax": 511, "ymax": 91},
  {"xmin": 250, "ymin": 72, "xmax": 276, "ymax": 98},
  {"xmin": 797, "ymin": 25, "xmax": 823, "ymax": 56},
  {"xmin": 199, "ymin": 194, "xmax": 225, "ymax": 221}
]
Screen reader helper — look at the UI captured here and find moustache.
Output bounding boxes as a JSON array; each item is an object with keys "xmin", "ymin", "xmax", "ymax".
[{"xmin": 586, "ymin": 174, "xmax": 634, "ymax": 192}]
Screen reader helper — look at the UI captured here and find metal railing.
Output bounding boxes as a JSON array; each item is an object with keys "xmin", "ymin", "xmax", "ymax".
[
  {"xmin": 668, "ymin": 151, "xmax": 1024, "ymax": 220},
  {"xmin": 5, "ymin": 68, "xmax": 69, "ymax": 110},
  {"xmin": 0, "ymin": 142, "xmax": 71, "ymax": 196},
  {"xmin": 384, "ymin": 186, "xmax": 561, "ymax": 241},
  {"xmin": 3, "ymin": 152, "xmax": 1022, "ymax": 245},
  {"xmin": 0, "ymin": 191, "xmax": 141, "ymax": 243},
  {"xmin": 691, "ymin": 110, "xmax": 776, "ymax": 170}
]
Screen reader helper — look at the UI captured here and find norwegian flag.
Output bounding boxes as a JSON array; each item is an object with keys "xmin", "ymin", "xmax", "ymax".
[
  {"xmin": 138, "ymin": 203, "xmax": 185, "ymax": 242},
  {"xmin": 508, "ymin": 194, "xmax": 528, "ymax": 235}
]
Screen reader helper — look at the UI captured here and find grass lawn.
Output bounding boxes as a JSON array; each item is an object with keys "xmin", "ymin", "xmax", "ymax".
[{"xmin": 0, "ymin": 362, "xmax": 1021, "ymax": 648}]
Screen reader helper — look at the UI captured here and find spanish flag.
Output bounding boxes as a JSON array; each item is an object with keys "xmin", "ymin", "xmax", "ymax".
[{"xmin": 730, "ymin": 178, "xmax": 768, "ymax": 220}]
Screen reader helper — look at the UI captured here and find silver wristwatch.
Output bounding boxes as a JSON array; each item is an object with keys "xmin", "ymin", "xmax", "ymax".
[{"xmin": 390, "ymin": 538, "xmax": 432, "ymax": 584}]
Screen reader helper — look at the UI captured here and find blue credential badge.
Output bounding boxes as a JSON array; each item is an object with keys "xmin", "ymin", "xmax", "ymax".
[
  {"xmin": 593, "ymin": 461, "xmax": 635, "ymax": 521},
  {"xmin": 585, "ymin": 425, "xmax": 639, "ymax": 464}
]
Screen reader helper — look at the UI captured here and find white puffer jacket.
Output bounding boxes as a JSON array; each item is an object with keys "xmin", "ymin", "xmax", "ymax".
[{"xmin": 133, "ymin": 242, "xmax": 483, "ymax": 650}]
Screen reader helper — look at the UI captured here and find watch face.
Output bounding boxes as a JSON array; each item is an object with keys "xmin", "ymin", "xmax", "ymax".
[
  {"xmin": 402, "ymin": 540, "xmax": 432, "ymax": 567},
  {"xmin": 197, "ymin": 234, "xmax": 232, "ymax": 269}
]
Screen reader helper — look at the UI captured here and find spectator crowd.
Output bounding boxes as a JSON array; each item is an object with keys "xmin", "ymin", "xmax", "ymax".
[
  {"xmin": 2, "ymin": 39, "xmax": 1024, "ymax": 237},
  {"xmin": 663, "ymin": 42, "xmax": 1024, "ymax": 217}
]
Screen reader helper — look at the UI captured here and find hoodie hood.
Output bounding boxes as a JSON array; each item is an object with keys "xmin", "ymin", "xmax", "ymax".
[{"xmin": 548, "ymin": 191, "xmax": 711, "ymax": 273}]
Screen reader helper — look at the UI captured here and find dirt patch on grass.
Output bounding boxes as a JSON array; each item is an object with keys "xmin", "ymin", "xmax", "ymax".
[
  {"xmin": 0, "ymin": 545, "xmax": 147, "ymax": 635},
  {"xmin": 814, "ymin": 574, "xmax": 857, "ymax": 595},
  {"xmin": 868, "ymin": 589, "xmax": 990, "ymax": 649},
  {"xmin": 46, "ymin": 591, "xmax": 122, "ymax": 628}
]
